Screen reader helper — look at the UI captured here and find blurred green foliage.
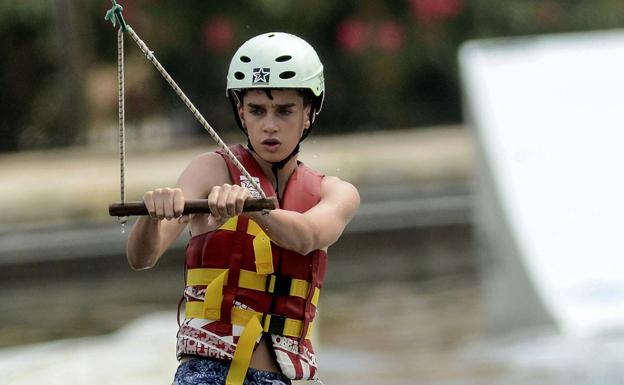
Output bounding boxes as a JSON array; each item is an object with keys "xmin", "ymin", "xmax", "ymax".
[{"xmin": 1, "ymin": 0, "xmax": 624, "ymax": 152}]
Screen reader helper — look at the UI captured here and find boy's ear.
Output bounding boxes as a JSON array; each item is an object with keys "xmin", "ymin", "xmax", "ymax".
[
  {"xmin": 237, "ymin": 105, "xmax": 246, "ymax": 128},
  {"xmin": 303, "ymin": 104, "xmax": 312, "ymax": 129}
]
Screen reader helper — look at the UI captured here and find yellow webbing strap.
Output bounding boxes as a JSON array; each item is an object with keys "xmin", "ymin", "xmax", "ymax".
[
  {"xmin": 186, "ymin": 302, "xmax": 260, "ymax": 324},
  {"xmin": 238, "ymin": 270, "xmax": 265, "ymax": 291},
  {"xmin": 247, "ymin": 220, "xmax": 274, "ymax": 274},
  {"xmin": 262, "ymin": 314, "xmax": 313, "ymax": 339},
  {"xmin": 225, "ymin": 315, "xmax": 263, "ymax": 385},
  {"xmin": 267, "ymin": 275, "xmax": 276, "ymax": 293},
  {"xmin": 187, "ymin": 268, "xmax": 320, "ymax": 303},
  {"xmin": 311, "ymin": 287, "xmax": 320, "ymax": 307},
  {"xmin": 289, "ymin": 279, "xmax": 310, "ymax": 299},
  {"xmin": 188, "ymin": 268, "xmax": 265, "ymax": 291},
  {"xmin": 220, "ymin": 217, "xmax": 238, "ymax": 231},
  {"xmin": 218, "ymin": 217, "xmax": 274, "ymax": 275},
  {"xmin": 187, "ymin": 268, "xmax": 227, "ymax": 286},
  {"xmin": 202, "ymin": 269, "xmax": 228, "ymax": 320},
  {"xmin": 184, "ymin": 303, "xmax": 313, "ymax": 339}
]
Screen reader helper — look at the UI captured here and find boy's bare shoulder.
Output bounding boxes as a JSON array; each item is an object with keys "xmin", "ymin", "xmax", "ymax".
[
  {"xmin": 321, "ymin": 175, "xmax": 360, "ymax": 203},
  {"xmin": 321, "ymin": 175, "xmax": 358, "ymax": 190},
  {"xmin": 189, "ymin": 151, "xmax": 226, "ymax": 166},
  {"xmin": 177, "ymin": 151, "xmax": 231, "ymax": 196},
  {"xmin": 185, "ymin": 152, "xmax": 229, "ymax": 175}
]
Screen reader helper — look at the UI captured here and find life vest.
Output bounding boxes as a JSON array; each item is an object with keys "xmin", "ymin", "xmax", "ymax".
[{"xmin": 176, "ymin": 144, "xmax": 328, "ymax": 384}]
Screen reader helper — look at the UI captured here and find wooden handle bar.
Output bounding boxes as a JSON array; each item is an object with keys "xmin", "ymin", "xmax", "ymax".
[{"xmin": 109, "ymin": 198, "xmax": 277, "ymax": 217}]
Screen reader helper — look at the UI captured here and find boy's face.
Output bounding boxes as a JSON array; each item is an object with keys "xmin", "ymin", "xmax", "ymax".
[{"xmin": 238, "ymin": 89, "xmax": 311, "ymax": 164}]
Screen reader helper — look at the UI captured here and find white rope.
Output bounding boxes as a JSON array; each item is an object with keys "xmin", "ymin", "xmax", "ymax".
[
  {"xmin": 117, "ymin": 28, "xmax": 128, "ymax": 224},
  {"xmin": 124, "ymin": 26, "xmax": 267, "ymax": 199}
]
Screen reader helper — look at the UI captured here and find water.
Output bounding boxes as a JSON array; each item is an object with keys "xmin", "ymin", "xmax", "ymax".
[{"xmin": 1, "ymin": 225, "xmax": 623, "ymax": 384}]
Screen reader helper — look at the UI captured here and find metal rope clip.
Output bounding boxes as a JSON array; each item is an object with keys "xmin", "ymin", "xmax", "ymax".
[{"xmin": 104, "ymin": 0, "xmax": 129, "ymax": 32}]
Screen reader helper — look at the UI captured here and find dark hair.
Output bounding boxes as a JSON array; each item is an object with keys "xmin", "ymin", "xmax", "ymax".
[{"xmin": 235, "ymin": 88, "xmax": 315, "ymax": 107}]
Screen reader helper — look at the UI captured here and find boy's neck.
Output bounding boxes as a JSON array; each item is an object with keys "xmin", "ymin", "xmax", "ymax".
[{"xmin": 249, "ymin": 151, "xmax": 299, "ymax": 196}]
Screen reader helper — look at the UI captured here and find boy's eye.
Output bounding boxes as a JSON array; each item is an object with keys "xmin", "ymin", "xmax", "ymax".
[{"xmin": 278, "ymin": 109, "xmax": 292, "ymax": 115}]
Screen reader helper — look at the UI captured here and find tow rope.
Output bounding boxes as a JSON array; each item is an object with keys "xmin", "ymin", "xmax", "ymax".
[{"xmin": 104, "ymin": 1, "xmax": 274, "ymax": 220}]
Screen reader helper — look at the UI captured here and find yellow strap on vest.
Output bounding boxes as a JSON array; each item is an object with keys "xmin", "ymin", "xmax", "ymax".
[
  {"xmin": 219, "ymin": 217, "xmax": 274, "ymax": 275},
  {"xmin": 262, "ymin": 314, "xmax": 314, "ymax": 340},
  {"xmin": 311, "ymin": 287, "xmax": 320, "ymax": 307},
  {"xmin": 220, "ymin": 217, "xmax": 238, "ymax": 231},
  {"xmin": 184, "ymin": 302, "xmax": 313, "ymax": 339},
  {"xmin": 187, "ymin": 268, "xmax": 319, "ymax": 303},
  {"xmin": 187, "ymin": 268, "xmax": 227, "ymax": 286},
  {"xmin": 238, "ymin": 270, "xmax": 265, "ymax": 291},
  {"xmin": 188, "ymin": 268, "xmax": 262, "ymax": 291},
  {"xmin": 252, "ymin": 233, "xmax": 273, "ymax": 274},
  {"xmin": 186, "ymin": 302, "xmax": 260, "ymax": 325},
  {"xmin": 289, "ymin": 279, "xmax": 309, "ymax": 299},
  {"xmin": 267, "ymin": 275, "xmax": 276, "ymax": 292},
  {"xmin": 247, "ymin": 220, "xmax": 274, "ymax": 275},
  {"xmin": 202, "ymin": 269, "xmax": 228, "ymax": 320},
  {"xmin": 225, "ymin": 315, "xmax": 263, "ymax": 385}
]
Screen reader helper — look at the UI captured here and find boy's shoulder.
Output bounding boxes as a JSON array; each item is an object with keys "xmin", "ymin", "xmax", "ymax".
[
  {"xmin": 179, "ymin": 151, "xmax": 231, "ymax": 191},
  {"xmin": 189, "ymin": 151, "xmax": 228, "ymax": 170}
]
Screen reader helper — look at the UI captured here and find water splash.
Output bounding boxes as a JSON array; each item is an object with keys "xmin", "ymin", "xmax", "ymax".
[{"xmin": 117, "ymin": 216, "xmax": 128, "ymax": 234}]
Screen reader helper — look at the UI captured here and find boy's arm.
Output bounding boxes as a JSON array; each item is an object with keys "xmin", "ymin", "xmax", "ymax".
[
  {"xmin": 126, "ymin": 152, "xmax": 230, "ymax": 270},
  {"xmin": 245, "ymin": 176, "xmax": 360, "ymax": 255}
]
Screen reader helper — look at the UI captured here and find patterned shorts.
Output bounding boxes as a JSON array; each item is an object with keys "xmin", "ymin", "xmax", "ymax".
[{"xmin": 172, "ymin": 357, "xmax": 292, "ymax": 385}]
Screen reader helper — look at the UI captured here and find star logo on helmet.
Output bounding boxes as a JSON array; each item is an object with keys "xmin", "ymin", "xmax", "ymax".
[{"xmin": 252, "ymin": 68, "xmax": 270, "ymax": 84}]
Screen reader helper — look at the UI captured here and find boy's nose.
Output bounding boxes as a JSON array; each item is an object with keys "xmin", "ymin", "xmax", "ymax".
[{"xmin": 263, "ymin": 116, "xmax": 279, "ymax": 133}]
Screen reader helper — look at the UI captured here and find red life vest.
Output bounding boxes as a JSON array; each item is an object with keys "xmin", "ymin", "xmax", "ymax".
[{"xmin": 176, "ymin": 144, "xmax": 327, "ymax": 383}]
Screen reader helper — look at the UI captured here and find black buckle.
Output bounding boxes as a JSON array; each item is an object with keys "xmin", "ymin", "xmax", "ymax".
[
  {"xmin": 271, "ymin": 275, "xmax": 292, "ymax": 296},
  {"xmin": 267, "ymin": 314, "xmax": 286, "ymax": 334}
]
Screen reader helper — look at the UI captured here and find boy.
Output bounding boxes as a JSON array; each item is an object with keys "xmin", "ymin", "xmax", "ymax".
[{"xmin": 127, "ymin": 32, "xmax": 360, "ymax": 385}]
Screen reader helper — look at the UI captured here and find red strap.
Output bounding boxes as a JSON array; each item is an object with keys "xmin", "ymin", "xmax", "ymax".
[
  {"xmin": 177, "ymin": 262, "xmax": 189, "ymax": 327},
  {"xmin": 217, "ymin": 144, "xmax": 277, "ymax": 201},
  {"xmin": 219, "ymin": 216, "xmax": 249, "ymax": 332},
  {"xmin": 298, "ymin": 251, "xmax": 320, "ymax": 350}
]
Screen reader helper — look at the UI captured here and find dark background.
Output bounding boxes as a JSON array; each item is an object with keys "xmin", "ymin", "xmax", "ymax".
[{"xmin": 3, "ymin": 0, "xmax": 624, "ymax": 152}]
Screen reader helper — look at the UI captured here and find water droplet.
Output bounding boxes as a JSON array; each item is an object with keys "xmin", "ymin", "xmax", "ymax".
[{"xmin": 117, "ymin": 216, "xmax": 128, "ymax": 233}]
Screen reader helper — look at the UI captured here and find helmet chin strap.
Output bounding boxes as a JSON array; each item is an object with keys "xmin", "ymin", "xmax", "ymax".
[{"xmin": 246, "ymin": 139, "xmax": 302, "ymax": 200}]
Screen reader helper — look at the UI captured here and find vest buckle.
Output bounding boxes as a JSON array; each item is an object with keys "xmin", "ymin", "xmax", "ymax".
[
  {"xmin": 265, "ymin": 314, "xmax": 286, "ymax": 334},
  {"xmin": 268, "ymin": 274, "xmax": 292, "ymax": 296}
]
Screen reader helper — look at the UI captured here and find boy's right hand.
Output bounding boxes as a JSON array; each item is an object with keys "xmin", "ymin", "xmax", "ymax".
[{"xmin": 143, "ymin": 187, "xmax": 185, "ymax": 221}]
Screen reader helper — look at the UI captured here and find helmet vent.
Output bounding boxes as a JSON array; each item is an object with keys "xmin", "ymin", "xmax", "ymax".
[
  {"xmin": 234, "ymin": 72, "xmax": 245, "ymax": 80},
  {"xmin": 279, "ymin": 71, "xmax": 296, "ymax": 79},
  {"xmin": 240, "ymin": 56, "xmax": 251, "ymax": 63},
  {"xmin": 275, "ymin": 55, "xmax": 292, "ymax": 63},
  {"xmin": 268, "ymin": 33, "xmax": 275, "ymax": 38}
]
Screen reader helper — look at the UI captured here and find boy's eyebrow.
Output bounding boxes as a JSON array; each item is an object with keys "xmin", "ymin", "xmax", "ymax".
[
  {"xmin": 246, "ymin": 102, "xmax": 296, "ymax": 109},
  {"xmin": 275, "ymin": 103, "xmax": 296, "ymax": 108}
]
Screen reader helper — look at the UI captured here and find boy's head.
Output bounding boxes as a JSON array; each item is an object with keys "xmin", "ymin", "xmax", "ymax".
[
  {"xmin": 235, "ymin": 88, "xmax": 312, "ymax": 166},
  {"xmin": 226, "ymin": 32, "xmax": 324, "ymax": 148}
]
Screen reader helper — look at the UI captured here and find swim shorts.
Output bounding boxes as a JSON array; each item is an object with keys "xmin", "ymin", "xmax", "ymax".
[{"xmin": 172, "ymin": 357, "xmax": 292, "ymax": 385}]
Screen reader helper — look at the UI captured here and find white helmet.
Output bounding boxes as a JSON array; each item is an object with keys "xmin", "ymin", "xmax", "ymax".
[{"xmin": 226, "ymin": 32, "xmax": 325, "ymax": 129}]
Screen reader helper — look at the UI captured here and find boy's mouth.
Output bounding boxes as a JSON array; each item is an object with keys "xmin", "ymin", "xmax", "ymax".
[{"xmin": 261, "ymin": 138, "xmax": 281, "ymax": 151}]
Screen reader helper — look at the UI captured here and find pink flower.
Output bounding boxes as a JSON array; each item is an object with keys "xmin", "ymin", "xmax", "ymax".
[
  {"xmin": 410, "ymin": 0, "xmax": 465, "ymax": 26},
  {"xmin": 203, "ymin": 16, "xmax": 235, "ymax": 53},
  {"xmin": 375, "ymin": 20, "xmax": 406, "ymax": 54},
  {"xmin": 336, "ymin": 18, "xmax": 371, "ymax": 53}
]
